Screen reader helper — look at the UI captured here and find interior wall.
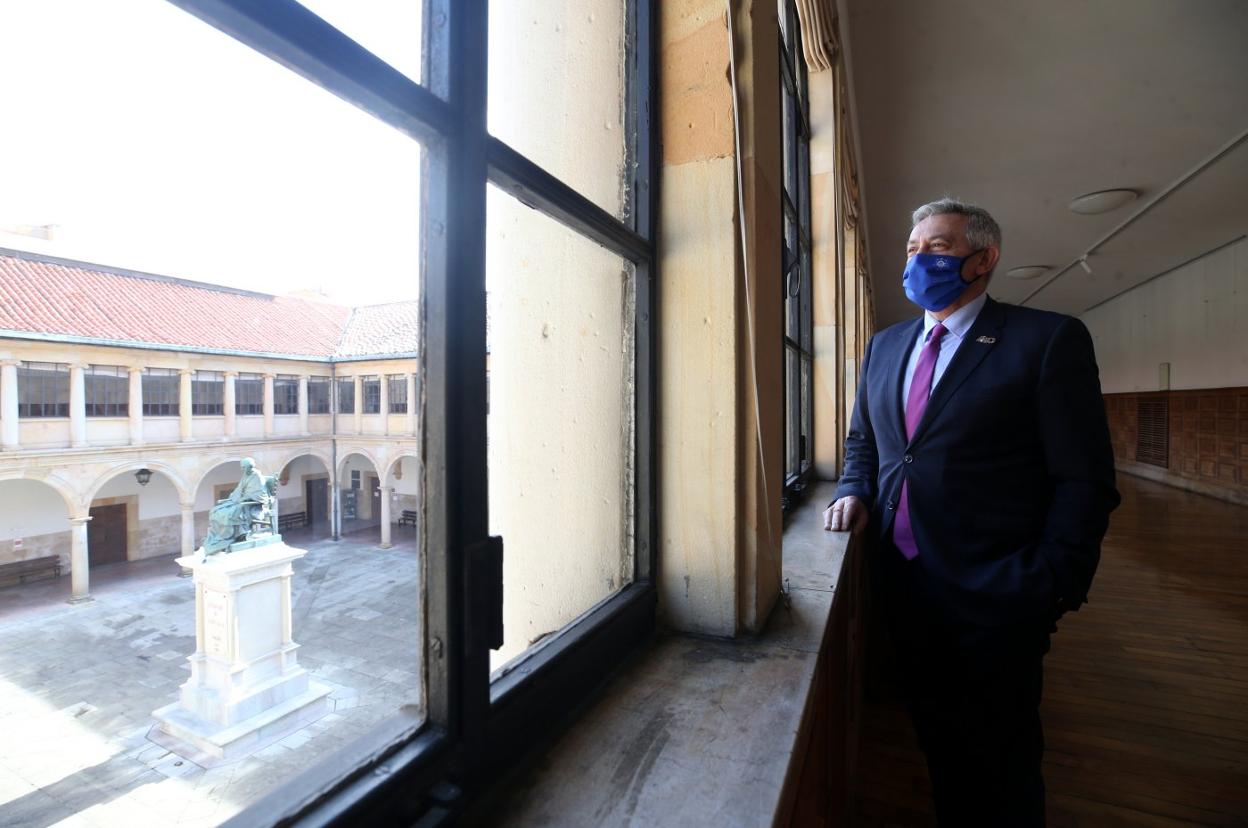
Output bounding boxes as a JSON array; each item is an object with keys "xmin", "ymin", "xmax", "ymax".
[
  {"xmin": 0, "ymin": 479, "xmax": 70, "ymax": 566},
  {"xmin": 1082, "ymin": 237, "xmax": 1248, "ymax": 393}
]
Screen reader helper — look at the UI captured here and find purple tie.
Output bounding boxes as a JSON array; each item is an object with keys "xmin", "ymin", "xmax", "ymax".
[{"xmin": 893, "ymin": 322, "xmax": 947, "ymax": 560}]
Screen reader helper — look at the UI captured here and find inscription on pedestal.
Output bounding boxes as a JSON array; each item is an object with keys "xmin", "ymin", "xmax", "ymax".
[{"xmin": 204, "ymin": 590, "xmax": 229, "ymax": 658}]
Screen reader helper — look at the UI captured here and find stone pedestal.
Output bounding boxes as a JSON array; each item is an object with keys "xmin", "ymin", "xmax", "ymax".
[{"xmin": 152, "ymin": 540, "xmax": 330, "ymax": 764}]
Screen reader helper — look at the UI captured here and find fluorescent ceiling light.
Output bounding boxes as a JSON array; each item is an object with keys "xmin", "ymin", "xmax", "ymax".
[
  {"xmin": 1006, "ymin": 265, "xmax": 1050, "ymax": 280},
  {"xmin": 1068, "ymin": 189, "xmax": 1139, "ymax": 215}
]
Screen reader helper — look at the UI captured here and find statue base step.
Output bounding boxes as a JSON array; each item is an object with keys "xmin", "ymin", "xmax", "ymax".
[{"xmin": 150, "ymin": 680, "xmax": 331, "ymax": 767}]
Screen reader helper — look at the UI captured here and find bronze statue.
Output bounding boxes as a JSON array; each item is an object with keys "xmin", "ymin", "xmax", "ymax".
[{"xmin": 201, "ymin": 458, "xmax": 279, "ymax": 559}]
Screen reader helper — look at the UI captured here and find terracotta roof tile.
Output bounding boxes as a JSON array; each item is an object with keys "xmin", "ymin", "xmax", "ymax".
[{"xmin": 0, "ymin": 250, "xmax": 419, "ymax": 360}]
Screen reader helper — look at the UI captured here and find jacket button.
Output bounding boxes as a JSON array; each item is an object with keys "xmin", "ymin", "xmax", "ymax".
[
  {"xmin": 903, "ymin": 454, "xmax": 913, "ymax": 464},
  {"xmin": 886, "ymin": 500, "xmax": 895, "ymax": 510}
]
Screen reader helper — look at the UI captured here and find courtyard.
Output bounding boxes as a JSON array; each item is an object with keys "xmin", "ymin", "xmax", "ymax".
[{"xmin": 0, "ymin": 529, "xmax": 422, "ymax": 828}]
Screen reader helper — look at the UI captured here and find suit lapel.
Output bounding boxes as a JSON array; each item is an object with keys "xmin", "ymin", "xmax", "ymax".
[
  {"xmin": 887, "ymin": 317, "xmax": 924, "ymax": 445},
  {"xmin": 907, "ymin": 297, "xmax": 1006, "ymax": 446}
]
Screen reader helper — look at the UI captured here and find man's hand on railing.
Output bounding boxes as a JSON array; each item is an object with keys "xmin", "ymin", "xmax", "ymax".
[{"xmin": 824, "ymin": 496, "xmax": 867, "ymax": 533}]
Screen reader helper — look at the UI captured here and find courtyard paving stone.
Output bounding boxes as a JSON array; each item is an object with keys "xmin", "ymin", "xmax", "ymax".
[{"xmin": 0, "ymin": 531, "xmax": 421, "ymax": 827}]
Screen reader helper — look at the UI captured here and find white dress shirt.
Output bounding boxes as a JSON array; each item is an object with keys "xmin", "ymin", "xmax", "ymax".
[{"xmin": 901, "ymin": 292, "xmax": 989, "ymax": 415}]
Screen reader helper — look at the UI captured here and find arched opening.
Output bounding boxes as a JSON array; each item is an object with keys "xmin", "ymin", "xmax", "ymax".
[
  {"xmin": 383, "ymin": 453, "xmax": 422, "ymax": 545},
  {"xmin": 338, "ymin": 452, "xmax": 382, "ymax": 540},
  {"xmin": 86, "ymin": 466, "xmax": 185, "ymax": 579},
  {"xmin": 0, "ymin": 477, "xmax": 73, "ymax": 605},
  {"xmin": 276, "ymin": 453, "xmax": 333, "ymax": 542}
]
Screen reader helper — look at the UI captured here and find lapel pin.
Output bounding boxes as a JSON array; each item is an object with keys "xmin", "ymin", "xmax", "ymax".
[{"xmin": 976, "ymin": 336, "xmax": 996, "ymax": 344}]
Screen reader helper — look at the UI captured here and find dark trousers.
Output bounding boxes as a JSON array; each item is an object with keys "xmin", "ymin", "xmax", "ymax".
[{"xmin": 877, "ymin": 542, "xmax": 1052, "ymax": 827}]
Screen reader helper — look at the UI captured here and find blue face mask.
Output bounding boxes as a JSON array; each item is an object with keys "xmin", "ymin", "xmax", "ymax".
[{"xmin": 903, "ymin": 251, "xmax": 986, "ymax": 312}]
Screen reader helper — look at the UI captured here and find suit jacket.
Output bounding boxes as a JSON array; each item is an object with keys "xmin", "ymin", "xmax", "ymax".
[{"xmin": 834, "ymin": 296, "xmax": 1120, "ymax": 628}]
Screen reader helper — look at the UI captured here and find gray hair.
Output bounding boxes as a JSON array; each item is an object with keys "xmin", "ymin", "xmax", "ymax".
[{"xmin": 911, "ymin": 198, "xmax": 1002, "ymax": 253}]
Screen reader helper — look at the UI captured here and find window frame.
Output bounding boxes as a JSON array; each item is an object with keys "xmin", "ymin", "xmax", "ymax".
[
  {"xmin": 308, "ymin": 375, "xmax": 331, "ymax": 414},
  {"xmin": 17, "ymin": 361, "xmax": 70, "ymax": 419},
  {"xmin": 191, "ymin": 370, "xmax": 225, "ymax": 416},
  {"xmin": 779, "ymin": 0, "xmax": 814, "ymax": 514},
  {"xmin": 335, "ymin": 376, "xmax": 355, "ymax": 414},
  {"xmin": 165, "ymin": 1, "xmax": 657, "ymax": 823},
  {"xmin": 234, "ymin": 372, "xmax": 264, "ymax": 416},
  {"xmin": 387, "ymin": 373, "xmax": 408, "ymax": 414},
  {"xmin": 84, "ymin": 364, "xmax": 129, "ymax": 418},
  {"xmin": 273, "ymin": 373, "xmax": 299, "ymax": 415},
  {"xmin": 361, "ymin": 375, "xmax": 381, "ymax": 414},
  {"xmin": 142, "ymin": 367, "xmax": 180, "ymax": 417}
]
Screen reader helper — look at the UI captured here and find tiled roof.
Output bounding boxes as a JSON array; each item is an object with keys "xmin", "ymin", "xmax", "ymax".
[
  {"xmin": 336, "ymin": 302, "xmax": 421, "ymax": 358},
  {"xmin": 0, "ymin": 249, "xmax": 416, "ymax": 360}
]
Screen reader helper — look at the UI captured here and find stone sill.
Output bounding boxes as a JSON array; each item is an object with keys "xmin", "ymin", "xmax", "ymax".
[{"xmin": 478, "ymin": 481, "xmax": 849, "ymax": 826}]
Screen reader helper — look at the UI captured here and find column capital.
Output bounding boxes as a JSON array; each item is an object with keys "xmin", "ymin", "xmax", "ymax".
[
  {"xmin": 128, "ymin": 365, "xmax": 144, "ymax": 375},
  {"xmin": 224, "ymin": 370, "xmax": 239, "ymax": 378},
  {"xmin": 69, "ymin": 515, "xmax": 93, "ymax": 526},
  {"xmin": 68, "ymin": 361, "xmax": 89, "ymax": 371},
  {"xmin": 263, "ymin": 373, "xmax": 276, "ymax": 380},
  {"xmin": 179, "ymin": 368, "xmax": 195, "ymax": 377},
  {"xmin": 1, "ymin": 359, "xmax": 22, "ymax": 368}
]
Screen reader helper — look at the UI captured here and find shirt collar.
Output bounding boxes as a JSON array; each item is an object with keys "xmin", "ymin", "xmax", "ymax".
[{"xmin": 924, "ymin": 291, "xmax": 988, "ymax": 341}]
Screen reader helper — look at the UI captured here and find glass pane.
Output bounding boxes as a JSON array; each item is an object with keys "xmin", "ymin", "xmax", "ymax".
[
  {"xmin": 783, "ymin": 88, "xmax": 797, "ymax": 201},
  {"xmin": 786, "ymin": 346, "xmax": 799, "ymax": 478},
  {"xmin": 488, "ymin": 0, "xmax": 629, "ymax": 219},
  {"xmin": 295, "ymin": 0, "xmax": 423, "ymax": 84},
  {"xmin": 801, "ymin": 355, "xmax": 812, "ymax": 469},
  {"xmin": 487, "ymin": 183, "xmax": 635, "ymax": 674},
  {"xmin": 0, "ymin": 2, "xmax": 425, "ymax": 823}
]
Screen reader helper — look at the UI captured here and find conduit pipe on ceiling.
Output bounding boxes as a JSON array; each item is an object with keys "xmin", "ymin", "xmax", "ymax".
[{"xmin": 1021, "ymin": 126, "xmax": 1248, "ymax": 308}]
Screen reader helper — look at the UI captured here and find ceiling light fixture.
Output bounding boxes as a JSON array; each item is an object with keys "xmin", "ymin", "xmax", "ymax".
[
  {"xmin": 1006, "ymin": 265, "xmax": 1050, "ymax": 280},
  {"xmin": 1068, "ymin": 189, "xmax": 1139, "ymax": 215},
  {"xmin": 1078, "ymin": 255, "xmax": 1094, "ymax": 275}
]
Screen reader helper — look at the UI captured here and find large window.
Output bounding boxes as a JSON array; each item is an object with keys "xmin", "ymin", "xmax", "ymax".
[
  {"xmin": 335, "ymin": 376, "xmax": 355, "ymax": 414},
  {"xmin": 274, "ymin": 374, "xmax": 299, "ymax": 415},
  {"xmin": 17, "ymin": 362, "xmax": 69, "ymax": 418},
  {"xmin": 0, "ymin": 0, "xmax": 656, "ymax": 823},
  {"xmin": 780, "ymin": 0, "xmax": 814, "ymax": 510},
  {"xmin": 308, "ymin": 375, "xmax": 331, "ymax": 414},
  {"xmin": 191, "ymin": 370, "xmax": 224, "ymax": 415},
  {"xmin": 387, "ymin": 374, "xmax": 408, "ymax": 413},
  {"xmin": 142, "ymin": 368, "xmax": 179, "ymax": 416},
  {"xmin": 84, "ymin": 365, "xmax": 128, "ymax": 417},
  {"xmin": 235, "ymin": 372, "xmax": 263, "ymax": 415}
]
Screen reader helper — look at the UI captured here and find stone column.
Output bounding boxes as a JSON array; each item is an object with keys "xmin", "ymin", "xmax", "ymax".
[
  {"xmin": 223, "ymin": 371, "xmax": 237, "ymax": 439},
  {"xmin": 68, "ymin": 515, "xmax": 92, "ymax": 603},
  {"xmin": 179, "ymin": 369, "xmax": 194, "ymax": 442},
  {"xmin": 263, "ymin": 374, "xmax": 275, "ymax": 437},
  {"xmin": 69, "ymin": 363, "xmax": 87, "ymax": 448},
  {"xmin": 128, "ymin": 367, "xmax": 144, "ymax": 445},
  {"xmin": 406, "ymin": 372, "xmax": 417, "ymax": 436},
  {"xmin": 298, "ymin": 375, "xmax": 309, "ymax": 435},
  {"xmin": 330, "ymin": 468, "xmax": 341, "ymax": 541},
  {"xmin": 1, "ymin": 360, "xmax": 20, "ymax": 451},
  {"xmin": 353, "ymin": 376, "xmax": 363, "ymax": 434},
  {"xmin": 379, "ymin": 375, "xmax": 390, "ymax": 436},
  {"xmin": 379, "ymin": 486, "xmax": 393, "ymax": 549}
]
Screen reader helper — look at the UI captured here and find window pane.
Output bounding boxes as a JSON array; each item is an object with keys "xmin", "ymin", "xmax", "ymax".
[
  {"xmin": 488, "ymin": 0, "xmax": 629, "ymax": 219},
  {"xmin": 487, "ymin": 183, "xmax": 635, "ymax": 673},
  {"xmin": 337, "ymin": 377, "xmax": 356, "ymax": 414},
  {"xmin": 0, "ymin": 1, "xmax": 427, "ymax": 822}
]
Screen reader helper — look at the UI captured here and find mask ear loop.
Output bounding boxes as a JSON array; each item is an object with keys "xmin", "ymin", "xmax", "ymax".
[{"xmin": 959, "ymin": 248, "xmax": 990, "ymax": 285}]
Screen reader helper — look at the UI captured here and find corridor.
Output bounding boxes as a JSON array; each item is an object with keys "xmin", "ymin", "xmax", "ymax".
[{"xmin": 853, "ymin": 474, "xmax": 1248, "ymax": 826}]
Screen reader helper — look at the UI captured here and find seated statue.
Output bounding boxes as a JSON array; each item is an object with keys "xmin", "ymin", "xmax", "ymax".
[{"xmin": 202, "ymin": 458, "xmax": 275, "ymax": 558}]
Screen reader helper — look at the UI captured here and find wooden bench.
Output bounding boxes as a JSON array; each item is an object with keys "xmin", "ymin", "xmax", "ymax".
[
  {"xmin": 0, "ymin": 555, "xmax": 62, "ymax": 589},
  {"xmin": 398, "ymin": 510, "xmax": 419, "ymax": 528},
  {"xmin": 278, "ymin": 511, "xmax": 307, "ymax": 531}
]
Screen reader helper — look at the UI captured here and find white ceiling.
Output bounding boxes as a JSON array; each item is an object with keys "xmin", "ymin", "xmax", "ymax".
[{"xmin": 838, "ymin": 0, "xmax": 1248, "ymax": 327}]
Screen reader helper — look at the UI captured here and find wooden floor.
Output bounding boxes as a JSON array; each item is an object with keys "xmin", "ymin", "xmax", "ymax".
[{"xmin": 851, "ymin": 473, "xmax": 1248, "ymax": 827}]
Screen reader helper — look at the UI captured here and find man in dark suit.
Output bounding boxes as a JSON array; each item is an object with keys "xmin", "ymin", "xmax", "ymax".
[{"xmin": 825, "ymin": 198, "xmax": 1119, "ymax": 826}]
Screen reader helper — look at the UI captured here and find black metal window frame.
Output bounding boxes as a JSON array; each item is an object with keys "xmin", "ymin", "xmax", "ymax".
[
  {"xmin": 17, "ymin": 361, "xmax": 69, "ymax": 418},
  {"xmin": 308, "ymin": 375, "xmax": 331, "ymax": 414},
  {"xmin": 235, "ymin": 372, "xmax": 264, "ymax": 416},
  {"xmin": 361, "ymin": 375, "xmax": 381, "ymax": 414},
  {"xmin": 335, "ymin": 376, "xmax": 355, "ymax": 414},
  {"xmin": 164, "ymin": 1, "xmax": 657, "ymax": 824},
  {"xmin": 142, "ymin": 368, "xmax": 180, "ymax": 417},
  {"xmin": 274, "ymin": 373, "xmax": 299, "ymax": 415},
  {"xmin": 780, "ymin": 0, "xmax": 814, "ymax": 513},
  {"xmin": 388, "ymin": 373, "xmax": 408, "ymax": 413},
  {"xmin": 191, "ymin": 370, "xmax": 224, "ymax": 415},
  {"xmin": 84, "ymin": 364, "xmax": 129, "ymax": 418}
]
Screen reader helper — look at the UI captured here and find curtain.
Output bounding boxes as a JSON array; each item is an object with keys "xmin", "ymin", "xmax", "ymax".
[{"xmin": 794, "ymin": 0, "xmax": 838, "ymax": 72}]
